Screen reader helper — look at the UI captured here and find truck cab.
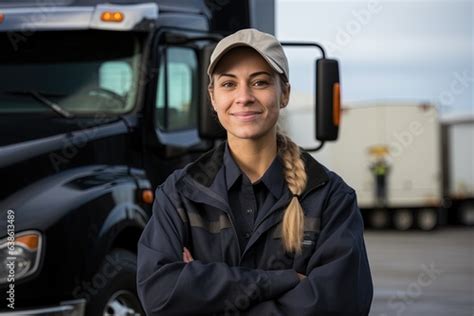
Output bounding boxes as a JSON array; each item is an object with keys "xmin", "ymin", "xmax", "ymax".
[{"xmin": 0, "ymin": 1, "xmax": 340, "ymax": 315}]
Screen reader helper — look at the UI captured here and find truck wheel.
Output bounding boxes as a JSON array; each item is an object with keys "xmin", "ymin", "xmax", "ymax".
[
  {"xmin": 416, "ymin": 208, "xmax": 438, "ymax": 231},
  {"xmin": 393, "ymin": 209, "xmax": 414, "ymax": 231},
  {"xmin": 369, "ymin": 208, "xmax": 389, "ymax": 229},
  {"xmin": 459, "ymin": 201, "xmax": 474, "ymax": 225},
  {"xmin": 86, "ymin": 249, "xmax": 144, "ymax": 316}
]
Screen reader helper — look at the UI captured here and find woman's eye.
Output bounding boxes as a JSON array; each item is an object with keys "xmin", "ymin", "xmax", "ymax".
[
  {"xmin": 253, "ymin": 80, "xmax": 269, "ymax": 87},
  {"xmin": 221, "ymin": 81, "xmax": 235, "ymax": 88}
]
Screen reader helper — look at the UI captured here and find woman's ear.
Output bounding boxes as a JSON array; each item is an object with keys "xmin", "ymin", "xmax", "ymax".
[
  {"xmin": 280, "ymin": 82, "xmax": 291, "ymax": 109},
  {"xmin": 208, "ymin": 86, "xmax": 216, "ymax": 112}
]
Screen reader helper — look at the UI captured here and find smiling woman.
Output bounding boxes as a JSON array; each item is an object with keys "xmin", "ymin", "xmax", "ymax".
[{"xmin": 137, "ymin": 28, "xmax": 373, "ymax": 316}]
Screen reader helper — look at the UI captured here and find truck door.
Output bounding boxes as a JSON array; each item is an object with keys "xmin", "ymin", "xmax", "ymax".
[{"xmin": 142, "ymin": 30, "xmax": 217, "ymax": 187}]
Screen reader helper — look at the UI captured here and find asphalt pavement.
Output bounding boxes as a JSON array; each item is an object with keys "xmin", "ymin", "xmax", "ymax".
[{"xmin": 365, "ymin": 227, "xmax": 473, "ymax": 316}]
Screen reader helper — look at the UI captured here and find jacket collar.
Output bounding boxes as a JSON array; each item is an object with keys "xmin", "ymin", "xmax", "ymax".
[
  {"xmin": 179, "ymin": 141, "xmax": 329, "ymax": 199},
  {"xmin": 223, "ymin": 142, "xmax": 285, "ymax": 199}
]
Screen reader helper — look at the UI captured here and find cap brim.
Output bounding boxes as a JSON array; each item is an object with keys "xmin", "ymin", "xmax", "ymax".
[{"xmin": 207, "ymin": 42, "xmax": 284, "ymax": 78}]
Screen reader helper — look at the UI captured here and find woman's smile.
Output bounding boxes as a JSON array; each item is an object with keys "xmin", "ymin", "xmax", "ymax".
[{"xmin": 230, "ymin": 110, "xmax": 263, "ymax": 121}]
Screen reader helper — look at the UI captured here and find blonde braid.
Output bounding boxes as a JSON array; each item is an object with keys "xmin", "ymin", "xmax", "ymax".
[{"xmin": 277, "ymin": 132, "xmax": 308, "ymax": 254}]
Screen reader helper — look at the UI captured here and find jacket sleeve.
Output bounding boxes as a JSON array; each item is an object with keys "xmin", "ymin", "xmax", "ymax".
[
  {"xmin": 136, "ymin": 182, "xmax": 300, "ymax": 316},
  {"xmin": 243, "ymin": 189, "xmax": 373, "ymax": 316}
]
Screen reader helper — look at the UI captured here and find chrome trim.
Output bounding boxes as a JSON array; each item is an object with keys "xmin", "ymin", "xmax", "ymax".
[
  {"xmin": 0, "ymin": 3, "xmax": 158, "ymax": 32},
  {"xmin": 0, "ymin": 299, "xmax": 86, "ymax": 316}
]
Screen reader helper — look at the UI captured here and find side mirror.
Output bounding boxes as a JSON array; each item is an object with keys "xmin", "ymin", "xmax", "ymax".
[
  {"xmin": 198, "ymin": 44, "xmax": 226, "ymax": 139},
  {"xmin": 316, "ymin": 58, "xmax": 340, "ymax": 141}
]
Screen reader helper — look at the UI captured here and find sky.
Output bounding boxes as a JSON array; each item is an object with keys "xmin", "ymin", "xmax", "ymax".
[{"xmin": 276, "ymin": 0, "xmax": 473, "ymax": 117}]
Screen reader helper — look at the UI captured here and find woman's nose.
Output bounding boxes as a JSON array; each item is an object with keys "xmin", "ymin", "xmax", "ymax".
[{"xmin": 235, "ymin": 84, "xmax": 256, "ymax": 105}]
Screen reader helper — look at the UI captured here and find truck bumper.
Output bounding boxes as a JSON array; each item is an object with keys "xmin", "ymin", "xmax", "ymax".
[{"xmin": 0, "ymin": 299, "xmax": 86, "ymax": 316}]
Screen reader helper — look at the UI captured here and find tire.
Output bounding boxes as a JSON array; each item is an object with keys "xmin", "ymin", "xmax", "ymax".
[
  {"xmin": 369, "ymin": 208, "xmax": 390, "ymax": 229},
  {"xmin": 85, "ymin": 249, "xmax": 144, "ymax": 316},
  {"xmin": 459, "ymin": 201, "xmax": 474, "ymax": 226},
  {"xmin": 393, "ymin": 209, "xmax": 414, "ymax": 231},
  {"xmin": 416, "ymin": 208, "xmax": 438, "ymax": 231}
]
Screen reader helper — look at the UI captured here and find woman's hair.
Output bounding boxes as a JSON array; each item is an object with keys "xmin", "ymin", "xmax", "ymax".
[
  {"xmin": 276, "ymin": 75, "xmax": 307, "ymax": 254},
  {"xmin": 277, "ymin": 129, "xmax": 307, "ymax": 254}
]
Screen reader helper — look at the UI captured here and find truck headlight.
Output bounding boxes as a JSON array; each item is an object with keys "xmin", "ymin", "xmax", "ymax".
[{"xmin": 0, "ymin": 230, "xmax": 43, "ymax": 284}]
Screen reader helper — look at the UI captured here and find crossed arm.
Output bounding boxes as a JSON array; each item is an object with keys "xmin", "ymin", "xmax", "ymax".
[
  {"xmin": 183, "ymin": 247, "xmax": 307, "ymax": 281},
  {"xmin": 137, "ymin": 186, "xmax": 373, "ymax": 316}
]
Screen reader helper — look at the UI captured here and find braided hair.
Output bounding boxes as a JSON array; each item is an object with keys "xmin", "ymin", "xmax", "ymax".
[{"xmin": 277, "ymin": 131, "xmax": 307, "ymax": 254}]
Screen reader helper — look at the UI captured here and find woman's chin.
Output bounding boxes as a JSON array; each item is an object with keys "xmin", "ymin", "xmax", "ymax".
[{"xmin": 228, "ymin": 129, "xmax": 270, "ymax": 141}]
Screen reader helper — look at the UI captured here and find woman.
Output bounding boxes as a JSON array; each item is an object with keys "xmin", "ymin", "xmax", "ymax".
[{"xmin": 137, "ymin": 28, "xmax": 373, "ymax": 315}]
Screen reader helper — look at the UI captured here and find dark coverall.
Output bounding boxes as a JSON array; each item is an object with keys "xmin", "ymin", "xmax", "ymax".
[{"xmin": 137, "ymin": 142, "xmax": 373, "ymax": 315}]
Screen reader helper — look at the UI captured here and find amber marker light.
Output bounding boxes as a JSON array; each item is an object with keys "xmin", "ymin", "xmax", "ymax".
[
  {"xmin": 141, "ymin": 189, "xmax": 154, "ymax": 204},
  {"xmin": 101, "ymin": 11, "xmax": 124, "ymax": 23},
  {"xmin": 16, "ymin": 233, "xmax": 39, "ymax": 251}
]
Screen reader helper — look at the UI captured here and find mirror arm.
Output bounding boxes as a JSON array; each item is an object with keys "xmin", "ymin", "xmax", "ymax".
[
  {"xmin": 280, "ymin": 42, "xmax": 326, "ymax": 59},
  {"xmin": 302, "ymin": 140, "xmax": 325, "ymax": 153}
]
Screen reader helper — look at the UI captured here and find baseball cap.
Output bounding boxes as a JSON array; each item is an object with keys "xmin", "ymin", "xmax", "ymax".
[{"xmin": 207, "ymin": 28, "xmax": 289, "ymax": 81}]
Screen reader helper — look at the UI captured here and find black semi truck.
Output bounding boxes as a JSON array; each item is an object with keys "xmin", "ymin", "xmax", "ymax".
[{"xmin": 0, "ymin": 1, "xmax": 341, "ymax": 315}]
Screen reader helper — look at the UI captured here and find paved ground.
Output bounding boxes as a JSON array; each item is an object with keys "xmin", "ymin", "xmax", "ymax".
[{"xmin": 365, "ymin": 227, "xmax": 473, "ymax": 316}]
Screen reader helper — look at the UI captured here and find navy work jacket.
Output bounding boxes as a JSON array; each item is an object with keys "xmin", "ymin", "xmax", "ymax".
[{"xmin": 137, "ymin": 142, "xmax": 373, "ymax": 315}]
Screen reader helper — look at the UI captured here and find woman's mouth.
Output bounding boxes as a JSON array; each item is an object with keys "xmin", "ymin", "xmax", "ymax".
[{"xmin": 231, "ymin": 111, "xmax": 262, "ymax": 121}]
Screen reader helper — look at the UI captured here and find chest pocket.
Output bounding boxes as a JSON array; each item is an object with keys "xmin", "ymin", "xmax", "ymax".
[
  {"xmin": 271, "ymin": 216, "xmax": 321, "ymax": 273},
  {"xmin": 177, "ymin": 205, "xmax": 237, "ymax": 263}
]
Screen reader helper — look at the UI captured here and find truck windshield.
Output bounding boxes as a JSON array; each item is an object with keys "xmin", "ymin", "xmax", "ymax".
[{"xmin": 0, "ymin": 30, "xmax": 143, "ymax": 115}]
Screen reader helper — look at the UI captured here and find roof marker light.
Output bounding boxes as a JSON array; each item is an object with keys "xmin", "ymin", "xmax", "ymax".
[{"xmin": 101, "ymin": 11, "xmax": 124, "ymax": 23}]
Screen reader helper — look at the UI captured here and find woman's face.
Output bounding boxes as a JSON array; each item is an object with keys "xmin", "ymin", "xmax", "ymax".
[{"xmin": 209, "ymin": 47, "xmax": 290, "ymax": 141}]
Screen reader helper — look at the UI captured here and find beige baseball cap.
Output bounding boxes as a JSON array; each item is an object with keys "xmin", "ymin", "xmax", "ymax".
[{"xmin": 207, "ymin": 28, "xmax": 289, "ymax": 80}]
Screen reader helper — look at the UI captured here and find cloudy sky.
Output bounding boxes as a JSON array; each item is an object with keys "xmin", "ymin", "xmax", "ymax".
[{"xmin": 276, "ymin": 0, "xmax": 473, "ymax": 117}]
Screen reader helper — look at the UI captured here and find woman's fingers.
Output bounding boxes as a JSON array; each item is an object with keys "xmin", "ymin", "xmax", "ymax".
[
  {"xmin": 183, "ymin": 247, "xmax": 194, "ymax": 262},
  {"xmin": 296, "ymin": 272, "xmax": 307, "ymax": 281},
  {"xmin": 183, "ymin": 250, "xmax": 190, "ymax": 262}
]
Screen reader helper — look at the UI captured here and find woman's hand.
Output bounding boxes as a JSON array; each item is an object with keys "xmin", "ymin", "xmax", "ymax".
[
  {"xmin": 297, "ymin": 272, "xmax": 307, "ymax": 281},
  {"xmin": 183, "ymin": 247, "xmax": 194, "ymax": 263}
]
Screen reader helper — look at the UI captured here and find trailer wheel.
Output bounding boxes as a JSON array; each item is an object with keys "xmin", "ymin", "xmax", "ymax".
[
  {"xmin": 416, "ymin": 208, "xmax": 438, "ymax": 231},
  {"xmin": 393, "ymin": 209, "xmax": 414, "ymax": 231},
  {"xmin": 85, "ymin": 249, "xmax": 144, "ymax": 316},
  {"xmin": 369, "ymin": 208, "xmax": 389, "ymax": 229},
  {"xmin": 459, "ymin": 201, "xmax": 474, "ymax": 226}
]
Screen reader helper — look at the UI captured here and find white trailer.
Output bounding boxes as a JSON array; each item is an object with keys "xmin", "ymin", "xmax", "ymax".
[
  {"xmin": 283, "ymin": 102, "xmax": 443, "ymax": 230},
  {"xmin": 441, "ymin": 115, "xmax": 474, "ymax": 225}
]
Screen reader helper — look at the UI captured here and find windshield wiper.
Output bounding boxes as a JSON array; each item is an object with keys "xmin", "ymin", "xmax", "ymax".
[
  {"xmin": 30, "ymin": 91, "xmax": 74, "ymax": 118},
  {"xmin": 1, "ymin": 90, "xmax": 74, "ymax": 118}
]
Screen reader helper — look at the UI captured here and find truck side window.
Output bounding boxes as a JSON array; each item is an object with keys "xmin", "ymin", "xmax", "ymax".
[{"xmin": 156, "ymin": 47, "xmax": 198, "ymax": 131}]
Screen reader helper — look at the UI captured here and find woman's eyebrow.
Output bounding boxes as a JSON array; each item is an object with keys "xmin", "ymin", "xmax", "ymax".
[
  {"xmin": 249, "ymin": 71, "xmax": 272, "ymax": 78},
  {"xmin": 217, "ymin": 73, "xmax": 237, "ymax": 79},
  {"xmin": 217, "ymin": 71, "xmax": 273, "ymax": 79}
]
